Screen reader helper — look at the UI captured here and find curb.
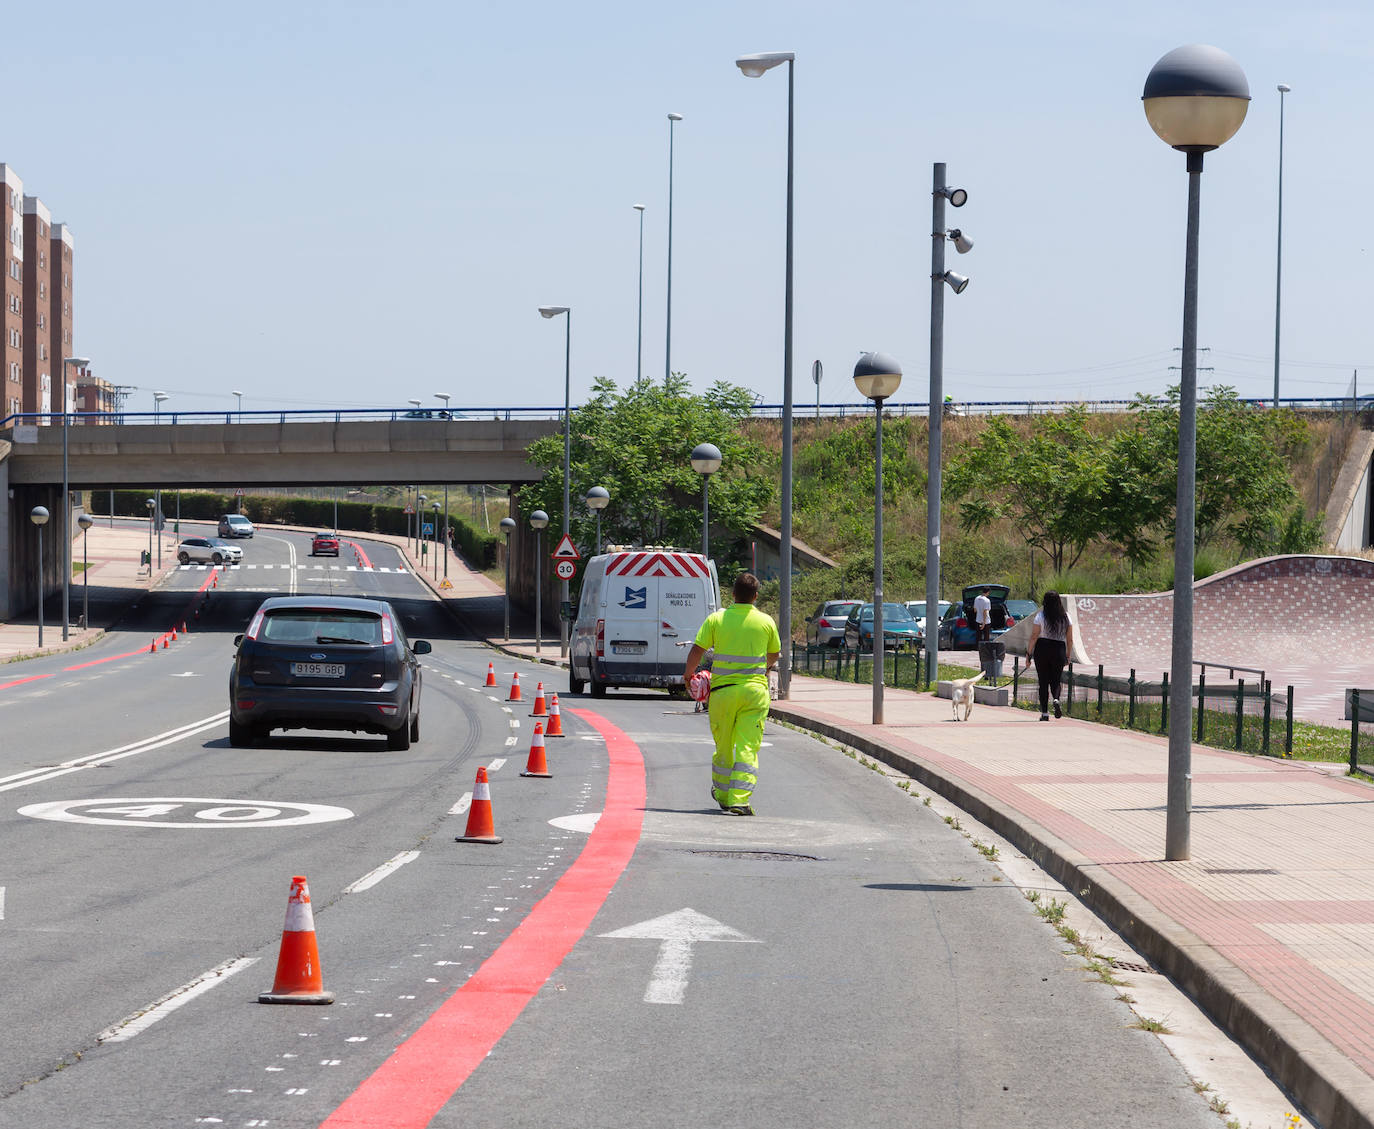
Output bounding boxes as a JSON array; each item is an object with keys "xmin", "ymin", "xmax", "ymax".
[{"xmin": 769, "ymin": 701, "xmax": 1374, "ymax": 1129}]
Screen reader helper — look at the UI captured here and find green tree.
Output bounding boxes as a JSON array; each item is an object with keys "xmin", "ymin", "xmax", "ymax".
[
  {"xmin": 518, "ymin": 375, "xmax": 772, "ymax": 559},
  {"xmin": 945, "ymin": 409, "xmax": 1108, "ymax": 573}
]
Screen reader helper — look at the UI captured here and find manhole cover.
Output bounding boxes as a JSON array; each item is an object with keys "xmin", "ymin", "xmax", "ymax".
[
  {"xmin": 1108, "ymin": 958, "xmax": 1156, "ymax": 975},
  {"xmin": 1201, "ymin": 868, "xmax": 1279, "ymax": 876},
  {"xmin": 688, "ymin": 850, "xmax": 822, "ymax": 862}
]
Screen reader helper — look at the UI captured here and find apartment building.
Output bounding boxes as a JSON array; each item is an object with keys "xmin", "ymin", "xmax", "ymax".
[
  {"xmin": 1, "ymin": 165, "xmax": 22, "ymax": 419},
  {"xmin": 75, "ymin": 370, "xmax": 116, "ymax": 418},
  {"xmin": 51, "ymin": 222, "xmax": 74, "ymax": 411},
  {"xmin": 22, "ymin": 196, "xmax": 52, "ymax": 414}
]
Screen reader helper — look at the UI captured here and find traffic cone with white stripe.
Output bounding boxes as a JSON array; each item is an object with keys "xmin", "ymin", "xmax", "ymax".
[
  {"xmin": 455, "ymin": 766, "xmax": 503, "ymax": 844},
  {"xmin": 545, "ymin": 694, "xmax": 565, "ymax": 737},
  {"xmin": 484, "ymin": 662, "xmax": 497, "ymax": 687},
  {"xmin": 258, "ymin": 875, "xmax": 334, "ymax": 1005},
  {"xmin": 507, "ymin": 671, "xmax": 522, "ymax": 702},
  {"xmin": 529, "ymin": 682, "xmax": 547, "ymax": 717},
  {"xmin": 521, "ymin": 723, "xmax": 552, "ymax": 778}
]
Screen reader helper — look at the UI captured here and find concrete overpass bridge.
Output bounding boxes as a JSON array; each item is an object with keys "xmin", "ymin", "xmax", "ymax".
[{"xmin": 0, "ymin": 412, "xmax": 560, "ymax": 619}]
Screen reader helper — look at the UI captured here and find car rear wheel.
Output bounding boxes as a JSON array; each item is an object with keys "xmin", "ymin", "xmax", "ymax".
[
  {"xmin": 228, "ymin": 718, "xmax": 256, "ymax": 747},
  {"xmin": 212, "ymin": 553, "xmax": 224, "ymax": 564},
  {"xmin": 409, "ymin": 709, "xmax": 420, "ymax": 742},
  {"xmin": 387, "ymin": 723, "xmax": 411, "ymax": 751},
  {"xmin": 590, "ymin": 675, "xmax": 606, "ymax": 699},
  {"xmin": 178, "ymin": 552, "xmax": 190, "ymax": 564},
  {"xmin": 569, "ymin": 668, "xmax": 585, "ymax": 695}
]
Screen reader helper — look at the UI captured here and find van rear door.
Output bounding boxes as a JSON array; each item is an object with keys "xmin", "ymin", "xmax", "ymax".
[{"xmin": 603, "ymin": 551, "xmax": 716, "ymax": 681}]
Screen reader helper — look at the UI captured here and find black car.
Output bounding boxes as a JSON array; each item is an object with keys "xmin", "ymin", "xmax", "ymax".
[{"xmin": 228, "ymin": 596, "xmax": 430, "ymax": 750}]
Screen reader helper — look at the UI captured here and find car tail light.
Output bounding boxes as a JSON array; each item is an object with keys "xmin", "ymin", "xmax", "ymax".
[
  {"xmin": 380, "ymin": 615, "xmax": 394, "ymax": 645},
  {"xmin": 236, "ymin": 699, "xmax": 256, "ymax": 710},
  {"xmin": 956, "ymin": 617, "xmax": 967, "ymax": 628},
  {"xmin": 1006, "ymin": 615, "xmax": 1016, "ymax": 625},
  {"xmin": 377, "ymin": 704, "xmax": 398, "ymax": 715},
  {"xmin": 596, "ymin": 618, "xmax": 605, "ymax": 659},
  {"xmin": 245, "ymin": 610, "xmax": 265, "ymax": 640}
]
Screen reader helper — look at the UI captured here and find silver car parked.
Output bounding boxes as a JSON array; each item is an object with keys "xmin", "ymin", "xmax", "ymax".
[{"xmin": 177, "ymin": 537, "xmax": 242, "ymax": 565}]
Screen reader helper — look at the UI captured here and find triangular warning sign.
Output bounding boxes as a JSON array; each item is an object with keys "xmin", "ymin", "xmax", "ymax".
[{"xmin": 551, "ymin": 533, "xmax": 581, "ymax": 560}]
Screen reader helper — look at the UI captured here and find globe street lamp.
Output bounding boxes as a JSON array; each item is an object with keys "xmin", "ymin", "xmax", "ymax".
[
  {"xmin": 77, "ymin": 512, "xmax": 93, "ymax": 629},
  {"xmin": 145, "ymin": 497, "xmax": 155, "ymax": 574},
  {"xmin": 585, "ymin": 486, "xmax": 610, "ymax": 554},
  {"xmin": 529, "ymin": 509, "xmax": 549, "ymax": 654},
  {"xmin": 926, "ymin": 165, "xmax": 973, "ymax": 691},
  {"xmin": 436, "ymin": 393, "xmax": 452, "ymax": 579},
  {"xmin": 690, "ymin": 443, "xmax": 722, "ymax": 558},
  {"xmin": 153, "ymin": 392, "xmax": 168, "ymax": 569},
  {"xmin": 1143, "ymin": 43, "xmax": 1250, "ymax": 862},
  {"xmin": 30, "ymin": 506, "xmax": 49, "ymax": 648},
  {"xmin": 854, "ymin": 352, "xmax": 903, "ymax": 725},
  {"xmin": 538, "ymin": 305, "xmax": 572, "ymax": 658},
  {"xmin": 417, "ymin": 493, "xmax": 427, "ymax": 559},
  {"xmin": 736, "ymin": 48, "xmax": 796, "ymax": 697},
  {"xmin": 60, "ymin": 356, "xmax": 90, "ymax": 642},
  {"xmin": 665, "ymin": 113, "xmax": 683, "ymax": 385},
  {"xmin": 500, "ymin": 516, "xmax": 517, "ymax": 641}
]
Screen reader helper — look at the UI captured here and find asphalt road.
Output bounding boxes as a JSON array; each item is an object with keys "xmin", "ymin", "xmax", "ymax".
[{"xmin": 0, "ymin": 527, "xmax": 1227, "ymax": 1128}]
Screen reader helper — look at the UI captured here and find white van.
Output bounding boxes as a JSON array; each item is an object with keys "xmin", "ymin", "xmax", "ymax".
[{"xmin": 569, "ymin": 548, "xmax": 721, "ymax": 697}]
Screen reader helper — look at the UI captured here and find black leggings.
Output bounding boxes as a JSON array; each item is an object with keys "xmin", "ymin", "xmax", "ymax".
[{"xmin": 1033, "ymin": 638, "xmax": 1067, "ymax": 713}]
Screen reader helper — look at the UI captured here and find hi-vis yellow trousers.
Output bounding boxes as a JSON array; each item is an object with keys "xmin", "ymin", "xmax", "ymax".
[{"xmin": 708, "ymin": 681, "xmax": 770, "ymax": 808}]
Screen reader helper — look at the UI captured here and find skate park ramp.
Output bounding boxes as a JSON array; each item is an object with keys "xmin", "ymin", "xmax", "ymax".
[{"xmin": 1059, "ymin": 555, "xmax": 1374, "ymax": 725}]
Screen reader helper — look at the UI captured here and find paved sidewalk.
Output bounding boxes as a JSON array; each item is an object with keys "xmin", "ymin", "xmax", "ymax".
[{"xmin": 9, "ymin": 528, "xmax": 1373, "ymax": 1125}]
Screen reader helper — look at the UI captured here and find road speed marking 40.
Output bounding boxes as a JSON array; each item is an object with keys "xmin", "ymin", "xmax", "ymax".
[{"xmin": 17, "ymin": 797, "xmax": 353, "ymax": 828}]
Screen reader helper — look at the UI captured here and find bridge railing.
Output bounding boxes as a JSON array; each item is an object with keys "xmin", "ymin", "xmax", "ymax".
[{"xmin": 2, "ymin": 395, "xmax": 1370, "ymax": 430}]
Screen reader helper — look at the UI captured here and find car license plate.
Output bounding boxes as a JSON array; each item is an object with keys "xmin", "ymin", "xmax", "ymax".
[
  {"xmin": 613, "ymin": 644, "xmax": 646, "ymax": 655},
  {"xmin": 292, "ymin": 662, "xmax": 345, "ymax": 678}
]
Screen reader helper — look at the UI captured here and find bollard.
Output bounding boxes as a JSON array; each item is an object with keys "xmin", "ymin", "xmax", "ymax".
[
  {"xmin": 1286, "ymin": 686, "xmax": 1294, "ymax": 755},
  {"xmin": 1262, "ymin": 680, "xmax": 1272, "ymax": 756},
  {"xmin": 1066, "ymin": 663, "xmax": 1075, "ymax": 714},
  {"xmin": 1351, "ymin": 689, "xmax": 1362, "ymax": 774},
  {"xmin": 1197, "ymin": 668, "xmax": 1207, "ymax": 742},
  {"xmin": 1160, "ymin": 671, "xmax": 1169, "ymax": 734},
  {"xmin": 1097, "ymin": 664, "xmax": 1104, "ymax": 714},
  {"xmin": 1012, "ymin": 655, "xmax": 1020, "ymax": 702},
  {"xmin": 1128, "ymin": 669, "xmax": 1136, "ymax": 729}
]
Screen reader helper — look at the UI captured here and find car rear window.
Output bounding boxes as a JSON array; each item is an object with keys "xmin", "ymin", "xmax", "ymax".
[{"xmin": 262, "ymin": 611, "xmax": 382, "ymax": 645}]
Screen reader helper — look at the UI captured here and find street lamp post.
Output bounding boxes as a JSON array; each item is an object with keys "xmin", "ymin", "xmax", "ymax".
[
  {"xmin": 586, "ymin": 486, "xmax": 610, "ymax": 554},
  {"xmin": 232, "ymin": 389, "xmax": 243, "ymax": 420},
  {"xmin": 855, "ymin": 352, "xmax": 903, "ymax": 725},
  {"xmin": 432, "ymin": 501, "xmax": 441, "ymax": 581},
  {"xmin": 665, "ymin": 113, "xmax": 683, "ymax": 385},
  {"xmin": 437, "ymin": 394, "xmax": 451, "ymax": 578},
  {"xmin": 633, "ymin": 204, "xmax": 646, "ymax": 387},
  {"xmin": 736, "ymin": 49, "xmax": 795, "ymax": 698},
  {"xmin": 30, "ymin": 506, "xmax": 49, "ymax": 648},
  {"xmin": 529, "ymin": 509, "xmax": 549, "ymax": 654},
  {"xmin": 153, "ymin": 392, "xmax": 168, "ymax": 569},
  {"xmin": 538, "ymin": 305, "xmax": 572, "ymax": 658},
  {"xmin": 500, "ymin": 516, "xmax": 516, "ymax": 641},
  {"xmin": 417, "ymin": 493, "xmax": 427, "ymax": 560},
  {"xmin": 60, "ymin": 356, "xmax": 90, "ymax": 641},
  {"xmin": 926, "ymin": 165, "xmax": 972, "ymax": 691},
  {"xmin": 145, "ymin": 498, "xmax": 154, "ymax": 574},
  {"xmin": 78, "ymin": 513, "xmax": 93, "ymax": 629},
  {"xmin": 1273, "ymin": 83, "xmax": 1291, "ymax": 409},
  {"xmin": 690, "ymin": 443, "xmax": 722, "ymax": 558},
  {"xmin": 1143, "ymin": 43, "xmax": 1250, "ymax": 862}
]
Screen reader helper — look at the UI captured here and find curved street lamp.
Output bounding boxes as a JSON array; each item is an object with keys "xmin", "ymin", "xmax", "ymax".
[
  {"xmin": 145, "ymin": 497, "xmax": 155, "ymax": 575},
  {"xmin": 30, "ymin": 506, "xmax": 49, "ymax": 648},
  {"xmin": 854, "ymin": 352, "xmax": 903, "ymax": 725},
  {"xmin": 60, "ymin": 356, "xmax": 90, "ymax": 641},
  {"xmin": 431, "ymin": 500, "xmax": 441, "ymax": 580},
  {"xmin": 1143, "ymin": 43, "xmax": 1249, "ymax": 862},
  {"xmin": 153, "ymin": 392, "xmax": 168, "ymax": 570},
  {"xmin": 529, "ymin": 509, "xmax": 549, "ymax": 654},
  {"xmin": 500, "ymin": 516, "xmax": 517, "ymax": 641},
  {"xmin": 690, "ymin": 443, "xmax": 722, "ymax": 558},
  {"xmin": 736, "ymin": 48, "xmax": 797, "ymax": 698},
  {"xmin": 585, "ymin": 486, "xmax": 610, "ymax": 554}
]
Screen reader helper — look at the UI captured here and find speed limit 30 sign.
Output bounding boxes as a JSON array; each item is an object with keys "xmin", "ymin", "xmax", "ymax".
[{"xmin": 555, "ymin": 559, "xmax": 577, "ymax": 580}]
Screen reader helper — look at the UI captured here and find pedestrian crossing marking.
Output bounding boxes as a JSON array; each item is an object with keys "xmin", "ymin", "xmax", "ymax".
[{"xmin": 177, "ymin": 564, "xmax": 407, "ymax": 574}]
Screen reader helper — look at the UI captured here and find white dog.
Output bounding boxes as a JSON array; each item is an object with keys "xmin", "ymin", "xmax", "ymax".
[{"xmin": 949, "ymin": 672, "xmax": 985, "ymax": 722}]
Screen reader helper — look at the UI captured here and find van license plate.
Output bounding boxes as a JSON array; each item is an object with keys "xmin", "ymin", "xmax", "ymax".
[
  {"xmin": 613, "ymin": 644, "xmax": 646, "ymax": 655},
  {"xmin": 292, "ymin": 662, "xmax": 345, "ymax": 678}
]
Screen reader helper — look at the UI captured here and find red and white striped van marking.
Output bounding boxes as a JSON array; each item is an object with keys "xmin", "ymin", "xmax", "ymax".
[{"xmin": 604, "ymin": 551, "xmax": 709, "ymax": 579}]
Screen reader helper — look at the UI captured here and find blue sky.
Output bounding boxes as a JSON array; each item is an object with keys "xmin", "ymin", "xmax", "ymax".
[{"xmin": 9, "ymin": 0, "xmax": 1373, "ymax": 414}]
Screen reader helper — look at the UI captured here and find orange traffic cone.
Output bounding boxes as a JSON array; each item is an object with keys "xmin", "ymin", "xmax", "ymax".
[
  {"xmin": 170, "ymin": 627, "xmax": 177, "ymax": 642},
  {"xmin": 162, "ymin": 635, "xmax": 169, "ymax": 649},
  {"xmin": 545, "ymin": 694, "xmax": 565, "ymax": 737},
  {"xmin": 521, "ymin": 723, "xmax": 552, "ymax": 778},
  {"xmin": 150, "ymin": 639, "xmax": 157, "ymax": 653},
  {"xmin": 455, "ymin": 766, "xmax": 503, "ymax": 844},
  {"xmin": 484, "ymin": 662, "xmax": 497, "ymax": 687},
  {"xmin": 507, "ymin": 672, "xmax": 522, "ymax": 702},
  {"xmin": 529, "ymin": 682, "xmax": 547, "ymax": 717},
  {"xmin": 258, "ymin": 875, "xmax": 334, "ymax": 1005}
]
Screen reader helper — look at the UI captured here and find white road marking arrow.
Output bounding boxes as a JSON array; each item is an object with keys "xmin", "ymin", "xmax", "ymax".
[{"xmin": 599, "ymin": 908, "xmax": 760, "ymax": 1004}]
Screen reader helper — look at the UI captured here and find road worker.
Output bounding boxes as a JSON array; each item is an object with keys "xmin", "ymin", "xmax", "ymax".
[{"xmin": 682, "ymin": 572, "xmax": 781, "ymax": 816}]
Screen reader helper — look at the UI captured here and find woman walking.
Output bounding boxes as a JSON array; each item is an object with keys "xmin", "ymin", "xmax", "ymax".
[{"xmin": 1026, "ymin": 591, "xmax": 1074, "ymax": 721}]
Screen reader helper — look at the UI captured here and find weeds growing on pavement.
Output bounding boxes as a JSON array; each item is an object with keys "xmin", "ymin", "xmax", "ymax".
[
  {"xmin": 1129, "ymin": 1015, "xmax": 1172, "ymax": 1034},
  {"xmin": 943, "ymin": 814, "xmax": 963, "ymax": 831}
]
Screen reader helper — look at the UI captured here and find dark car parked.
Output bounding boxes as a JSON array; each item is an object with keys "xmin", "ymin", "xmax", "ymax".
[
  {"xmin": 843, "ymin": 602, "xmax": 923, "ymax": 652},
  {"xmin": 228, "ymin": 596, "xmax": 430, "ymax": 750},
  {"xmin": 939, "ymin": 583, "xmax": 1013, "ymax": 650}
]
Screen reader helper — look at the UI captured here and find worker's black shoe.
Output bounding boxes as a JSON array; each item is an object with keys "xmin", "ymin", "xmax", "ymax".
[{"xmin": 725, "ymin": 805, "xmax": 754, "ymax": 817}]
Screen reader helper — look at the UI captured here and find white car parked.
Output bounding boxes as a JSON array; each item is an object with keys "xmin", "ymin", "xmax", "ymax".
[{"xmin": 177, "ymin": 537, "xmax": 243, "ymax": 565}]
